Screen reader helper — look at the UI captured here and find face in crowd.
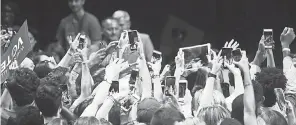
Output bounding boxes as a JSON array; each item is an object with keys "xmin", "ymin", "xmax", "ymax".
[
  {"xmin": 113, "ymin": 10, "xmax": 131, "ymax": 31},
  {"xmin": 102, "ymin": 18, "xmax": 122, "ymax": 42},
  {"xmin": 68, "ymin": 0, "xmax": 85, "ymax": 13}
]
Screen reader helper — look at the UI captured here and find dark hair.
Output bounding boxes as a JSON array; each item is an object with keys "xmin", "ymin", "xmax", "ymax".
[
  {"xmin": 150, "ymin": 106, "xmax": 185, "ymax": 125},
  {"xmin": 47, "ymin": 118, "xmax": 68, "ymax": 125},
  {"xmin": 34, "ymin": 61, "xmax": 53, "ymax": 78},
  {"xmin": 137, "ymin": 98, "xmax": 161, "ymax": 124},
  {"xmin": 260, "ymin": 110, "xmax": 288, "ymax": 125},
  {"xmin": 6, "ymin": 68, "xmax": 40, "ymax": 107},
  {"xmin": 35, "ymin": 79, "xmax": 62, "ymax": 117},
  {"xmin": 15, "ymin": 106, "xmax": 44, "ymax": 125},
  {"xmin": 108, "ymin": 103, "xmax": 121, "ymax": 125},
  {"xmin": 193, "ymin": 68, "xmax": 208, "ymax": 89}
]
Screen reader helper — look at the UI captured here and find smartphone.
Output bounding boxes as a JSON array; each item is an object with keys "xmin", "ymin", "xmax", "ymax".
[
  {"xmin": 78, "ymin": 34, "xmax": 86, "ymax": 49},
  {"xmin": 221, "ymin": 47, "xmax": 233, "ymax": 67},
  {"xmin": 129, "ymin": 69, "xmax": 139, "ymax": 92},
  {"xmin": 128, "ymin": 30, "xmax": 138, "ymax": 50},
  {"xmin": 165, "ymin": 76, "xmax": 176, "ymax": 96},
  {"xmin": 121, "ymin": 94, "xmax": 140, "ymax": 112},
  {"xmin": 152, "ymin": 50, "xmax": 162, "ymax": 63},
  {"xmin": 263, "ymin": 29, "xmax": 274, "ymax": 49},
  {"xmin": 274, "ymin": 88, "xmax": 287, "ymax": 111},
  {"xmin": 109, "ymin": 81, "xmax": 119, "ymax": 93},
  {"xmin": 232, "ymin": 48, "xmax": 242, "ymax": 62},
  {"xmin": 179, "ymin": 80, "xmax": 188, "ymax": 99}
]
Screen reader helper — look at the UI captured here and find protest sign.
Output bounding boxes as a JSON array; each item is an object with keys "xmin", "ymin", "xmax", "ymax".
[
  {"xmin": 1, "ymin": 20, "xmax": 32, "ymax": 83},
  {"xmin": 179, "ymin": 43, "xmax": 211, "ymax": 69}
]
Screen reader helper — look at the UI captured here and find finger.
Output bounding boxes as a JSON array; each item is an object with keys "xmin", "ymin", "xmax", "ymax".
[
  {"xmin": 224, "ymin": 41, "xmax": 229, "ymax": 48},
  {"xmin": 73, "ymin": 33, "xmax": 81, "ymax": 43},
  {"xmin": 282, "ymin": 27, "xmax": 288, "ymax": 35},
  {"xmin": 241, "ymin": 51, "xmax": 247, "ymax": 58},
  {"xmin": 228, "ymin": 39, "xmax": 234, "ymax": 48},
  {"xmin": 217, "ymin": 50, "xmax": 222, "ymax": 58}
]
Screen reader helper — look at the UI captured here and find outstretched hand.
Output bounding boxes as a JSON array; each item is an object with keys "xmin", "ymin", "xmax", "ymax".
[
  {"xmin": 233, "ymin": 51, "xmax": 249, "ymax": 73},
  {"xmin": 105, "ymin": 59, "xmax": 126, "ymax": 82},
  {"xmin": 69, "ymin": 33, "xmax": 81, "ymax": 53},
  {"xmin": 210, "ymin": 50, "xmax": 222, "ymax": 74},
  {"xmin": 224, "ymin": 39, "xmax": 239, "ymax": 50}
]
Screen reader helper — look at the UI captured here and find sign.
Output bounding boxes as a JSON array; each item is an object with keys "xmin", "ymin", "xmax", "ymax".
[{"xmin": 1, "ymin": 21, "xmax": 32, "ymax": 83}]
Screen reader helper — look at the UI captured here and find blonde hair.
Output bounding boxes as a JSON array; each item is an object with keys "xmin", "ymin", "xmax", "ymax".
[
  {"xmin": 181, "ymin": 117, "xmax": 205, "ymax": 125},
  {"xmin": 193, "ymin": 90, "xmax": 227, "ymax": 111},
  {"xmin": 197, "ymin": 105, "xmax": 231, "ymax": 125},
  {"xmin": 113, "ymin": 10, "xmax": 130, "ymax": 21}
]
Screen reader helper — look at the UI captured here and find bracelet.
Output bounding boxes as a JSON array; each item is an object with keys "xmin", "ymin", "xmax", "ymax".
[{"xmin": 282, "ymin": 48, "xmax": 291, "ymax": 52}]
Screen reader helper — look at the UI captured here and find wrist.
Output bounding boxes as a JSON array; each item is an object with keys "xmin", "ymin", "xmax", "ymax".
[{"xmin": 281, "ymin": 43, "xmax": 290, "ymax": 49}]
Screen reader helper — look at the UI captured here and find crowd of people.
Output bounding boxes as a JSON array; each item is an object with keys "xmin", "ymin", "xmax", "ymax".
[{"xmin": 1, "ymin": 0, "xmax": 296, "ymax": 125}]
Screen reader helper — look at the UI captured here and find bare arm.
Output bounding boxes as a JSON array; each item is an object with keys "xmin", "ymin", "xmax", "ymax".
[{"xmin": 266, "ymin": 49, "xmax": 276, "ymax": 67}]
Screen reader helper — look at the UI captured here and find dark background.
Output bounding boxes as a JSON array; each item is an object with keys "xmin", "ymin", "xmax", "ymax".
[{"xmin": 2, "ymin": 0, "xmax": 296, "ymax": 67}]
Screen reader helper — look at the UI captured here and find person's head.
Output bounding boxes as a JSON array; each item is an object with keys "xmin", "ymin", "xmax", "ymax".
[
  {"xmin": 20, "ymin": 57, "xmax": 35, "ymax": 70},
  {"xmin": 102, "ymin": 17, "xmax": 122, "ymax": 42},
  {"xmin": 197, "ymin": 105, "xmax": 231, "ymax": 125},
  {"xmin": 194, "ymin": 68, "xmax": 208, "ymax": 88},
  {"xmin": 259, "ymin": 110, "xmax": 288, "ymax": 125},
  {"xmin": 35, "ymin": 79, "xmax": 62, "ymax": 118},
  {"xmin": 137, "ymin": 98, "xmax": 162, "ymax": 124},
  {"xmin": 193, "ymin": 90, "xmax": 226, "ymax": 116},
  {"xmin": 15, "ymin": 106, "xmax": 44, "ymax": 125},
  {"xmin": 34, "ymin": 61, "xmax": 53, "ymax": 78},
  {"xmin": 5, "ymin": 68, "xmax": 40, "ymax": 107},
  {"xmin": 150, "ymin": 105, "xmax": 185, "ymax": 125},
  {"xmin": 179, "ymin": 117, "xmax": 206, "ymax": 125},
  {"xmin": 74, "ymin": 117, "xmax": 111, "ymax": 125},
  {"xmin": 218, "ymin": 118, "xmax": 242, "ymax": 125},
  {"xmin": 256, "ymin": 67, "xmax": 287, "ymax": 107},
  {"xmin": 112, "ymin": 10, "xmax": 131, "ymax": 30},
  {"xmin": 47, "ymin": 118, "xmax": 68, "ymax": 125},
  {"xmin": 68, "ymin": 0, "xmax": 85, "ymax": 13}
]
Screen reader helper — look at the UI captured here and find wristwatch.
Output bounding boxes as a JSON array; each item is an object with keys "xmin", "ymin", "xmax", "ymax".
[{"xmin": 208, "ymin": 72, "xmax": 217, "ymax": 78}]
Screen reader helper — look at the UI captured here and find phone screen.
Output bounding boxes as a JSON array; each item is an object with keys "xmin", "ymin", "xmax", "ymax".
[
  {"xmin": 129, "ymin": 69, "xmax": 138, "ymax": 92},
  {"xmin": 128, "ymin": 30, "xmax": 138, "ymax": 50},
  {"xmin": 221, "ymin": 48, "xmax": 233, "ymax": 67},
  {"xmin": 121, "ymin": 94, "xmax": 140, "ymax": 112},
  {"xmin": 232, "ymin": 49, "xmax": 242, "ymax": 62},
  {"xmin": 109, "ymin": 81, "xmax": 119, "ymax": 93},
  {"xmin": 274, "ymin": 88, "xmax": 287, "ymax": 111},
  {"xmin": 165, "ymin": 76, "xmax": 176, "ymax": 95},
  {"xmin": 263, "ymin": 29, "xmax": 274, "ymax": 49},
  {"xmin": 78, "ymin": 35, "xmax": 86, "ymax": 49},
  {"xmin": 179, "ymin": 80, "xmax": 187, "ymax": 98},
  {"xmin": 152, "ymin": 51, "xmax": 162, "ymax": 60}
]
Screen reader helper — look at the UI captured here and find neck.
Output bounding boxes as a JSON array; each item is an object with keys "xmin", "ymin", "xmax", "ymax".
[
  {"xmin": 44, "ymin": 116, "xmax": 59, "ymax": 124},
  {"xmin": 73, "ymin": 9, "xmax": 85, "ymax": 20}
]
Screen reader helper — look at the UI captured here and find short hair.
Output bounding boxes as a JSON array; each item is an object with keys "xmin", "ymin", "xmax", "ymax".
[
  {"xmin": 47, "ymin": 118, "xmax": 68, "ymax": 125},
  {"xmin": 101, "ymin": 17, "xmax": 119, "ymax": 28},
  {"xmin": 181, "ymin": 117, "xmax": 205, "ymax": 125},
  {"xmin": 74, "ymin": 117, "xmax": 111, "ymax": 125},
  {"xmin": 137, "ymin": 98, "xmax": 162, "ymax": 124},
  {"xmin": 197, "ymin": 105, "xmax": 231, "ymax": 125},
  {"xmin": 35, "ymin": 79, "xmax": 62, "ymax": 117},
  {"xmin": 150, "ymin": 106, "xmax": 185, "ymax": 125},
  {"xmin": 6, "ymin": 68, "xmax": 40, "ymax": 107},
  {"xmin": 260, "ymin": 110, "xmax": 288, "ymax": 125},
  {"xmin": 219, "ymin": 118, "xmax": 242, "ymax": 125},
  {"xmin": 193, "ymin": 89, "xmax": 227, "ymax": 112},
  {"xmin": 15, "ymin": 106, "xmax": 44, "ymax": 125},
  {"xmin": 34, "ymin": 61, "xmax": 53, "ymax": 78},
  {"xmin": 194, "ymin": 68, "xmax": 208, "ymax": 89},
  {"xmin": 113, "ymin": 10, "xmax": 130, "ymax": 21}
]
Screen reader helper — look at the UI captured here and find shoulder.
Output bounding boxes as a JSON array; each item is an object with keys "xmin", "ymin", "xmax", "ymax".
[
  {"xmin": 85, "ymin": 12, "xmax": 100, "ymax": 22},
  {"xmin": 60, "ymin": 15, "xmax": 73, "ymax": 25},
  {"xmin": 139, "ymin": 33, "xmax": 150, "ymax": 39}
]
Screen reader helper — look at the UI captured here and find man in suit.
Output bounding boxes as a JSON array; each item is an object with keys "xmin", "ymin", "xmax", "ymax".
[{"xmin": 113, "ymin": 10, "xmax": 154, "ymax": 62}]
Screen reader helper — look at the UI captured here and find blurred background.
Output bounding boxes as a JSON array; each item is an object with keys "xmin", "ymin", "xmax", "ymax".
[{"xmin": 2, "ymin": 0, "xmax": 296, "ymax": 67}]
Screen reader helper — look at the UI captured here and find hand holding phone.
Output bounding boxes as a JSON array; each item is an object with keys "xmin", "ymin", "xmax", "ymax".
[
  {"xmin": 178, "ymin": 80, "xmax": 188, "ymax": 99},
  {"xmin": 165, "ymin": 76, "xmax": 176, "ymax": 96},
  {"xmin": 128, "ymin": 30, "xmax": 139, "ymax": 51},
  {"xmin": 232, "ymin": 48, "xmax": 242, "ymax": 62},
  {"xmin": 78, "ymin": 34, "xmax": 86, "ymax": 50},
  {"xmin": 274, "ymin": 88, "xmax": 288, "ymax": 112},
  {"xmin": 263, "ymin": 29, "xmax": 275, "ymax": 49},
  {"xmin": 221, "ymin": 47, "xmax": 233, "ymax": 67}
]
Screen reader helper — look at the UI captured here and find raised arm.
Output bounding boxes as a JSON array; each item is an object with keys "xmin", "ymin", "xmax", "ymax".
[
  {"xmin": 150, "ymin": 58, "xmax": 163, "ymax": 102},
  {"xmin": 58, "ymin": 33, "xmax": 81, "ymax": 68},
  {"xmin": 251, "ymin": 36, "xmax": 266, "ymax": 67},
  {"xmin": 280, "ymin": 27, "xmax": 295, "ymax": 58},
  {"xmin": 234, "ymin": 52, "xmax": 257, "ymax": 125},
  {"xmin": 266, "ymin": 49, "xmax": 276, "ymax": 67}
]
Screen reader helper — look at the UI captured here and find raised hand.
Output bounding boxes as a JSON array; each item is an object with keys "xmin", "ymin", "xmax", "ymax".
[
  {"xmin": 105, "ymin": 41, "xmax": 119, "ymax": 54},
  {"xmin": 105, "ymin": 59, "xmax": 125, "ymax": 82},
  {"xmin": 224, "ymin": 39, "xmax": 240, "ymax": 49},
  {"xmin": 233, "ymin": 51, "xmax": 250, "ymax": 73},
  {"xmin": 118, "ymin": 30, "xmax": 129, "ymax": 49},
  {"xmin": 69, "ymin": 33, "xmax": 81, "ymax": 53},
  {"xmin": 175, "ymin": 50, "xmax": 185, "ymax": 70},
  {"xmin": 210, "ymin": 50, "xmax": 222, "ymax": 74},
  {"xmin": 225, "ymin": 62, "xmax": 241, "ymax": 75},
  {"xmin": 280, "ymin": 27, "xmax": 295, "ymax": 48},
  {"xmin": 88, "ymin": 48, "xmax": 106, "ymax": 66},
  {"xmin": 149, "ymin": 56, "xmax": 162, "ymax": 75}
]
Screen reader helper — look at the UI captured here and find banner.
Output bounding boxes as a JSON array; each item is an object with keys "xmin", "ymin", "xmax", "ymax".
[{"xmin": 1, "ymin": 20, "xmax": 32, "ymax": 83}]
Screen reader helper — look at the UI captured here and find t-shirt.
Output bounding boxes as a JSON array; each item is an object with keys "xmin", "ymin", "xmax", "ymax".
[{"xmin": 56, "ymin": 12, "xmax": 102, "ymax": 50}]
